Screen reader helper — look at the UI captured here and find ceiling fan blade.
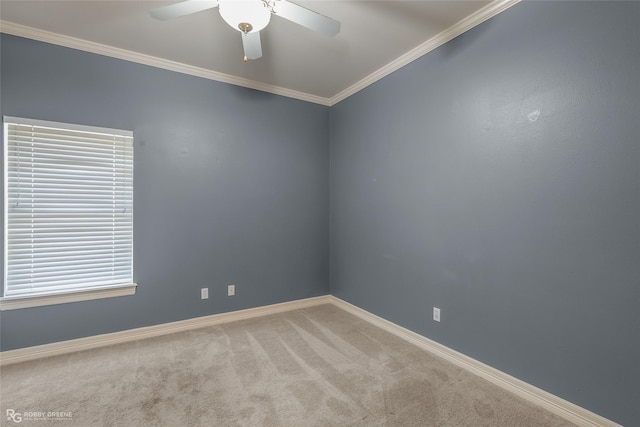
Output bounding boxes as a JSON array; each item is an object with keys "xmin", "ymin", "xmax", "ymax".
[
  {"xmin": 274, "ymin": 0, "xmax": 340, "ymax": 37},
  {"xmin": 149, "ymin": 0, "xmax": 219, "ymax": 21},
  {"xmin": 241, "ymin": 31, "xmax": 263, "ymax": 60}
]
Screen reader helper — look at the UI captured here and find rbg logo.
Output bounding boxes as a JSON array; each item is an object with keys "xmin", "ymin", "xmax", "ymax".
[{"xmin": 6, "ymin": 409, "xmax": 22, "ymax": 423}]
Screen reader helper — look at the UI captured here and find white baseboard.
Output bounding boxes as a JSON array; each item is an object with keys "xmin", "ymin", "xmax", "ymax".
[
  {"xmin": 0, "ymin": 294, "xmax": 620, "ymax": 427},
  {"xmin": 0, "ymin": 295, "xmax": 332, "ymax": 366},
  {"xmin": 328, "ymin": 296, "xmax": 620, "ymax": 427}
]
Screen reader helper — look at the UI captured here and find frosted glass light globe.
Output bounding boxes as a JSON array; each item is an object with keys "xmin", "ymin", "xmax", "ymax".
[{"xmin": 219, "ymin": 0, "xmax": 271, "ymax": 33}]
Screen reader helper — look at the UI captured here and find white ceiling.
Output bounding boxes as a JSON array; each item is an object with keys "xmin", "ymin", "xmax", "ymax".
[{"xmin": 0, "ymin": 0, "xmax": 518, "ymax": 105}]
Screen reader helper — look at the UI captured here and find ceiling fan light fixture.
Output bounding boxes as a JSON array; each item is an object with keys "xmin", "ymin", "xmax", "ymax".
[{"xmin": 219, "ymin": 0, "xmax": 271, "ymax": 33}]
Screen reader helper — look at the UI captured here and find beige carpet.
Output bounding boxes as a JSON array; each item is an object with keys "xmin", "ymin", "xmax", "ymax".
[{"xmin": 0, "ymin": 304, "xmax": 575, "ymax": 426}]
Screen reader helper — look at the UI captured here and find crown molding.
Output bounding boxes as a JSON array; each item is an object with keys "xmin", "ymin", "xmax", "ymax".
[
  {"xmin": 328, "ymin": 0, "xmax": 521, "ymax": 106},
  {"xmin": 0, "ymin": 20, "xmax": 331, "ymax": 106},
  {"xmin": 0, "ymin": 0, "xmax": 519, "ymax": 107}
]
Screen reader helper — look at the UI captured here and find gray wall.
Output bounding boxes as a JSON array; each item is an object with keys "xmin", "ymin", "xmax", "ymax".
[
  {"xmin": 330, "ymin": 2, "xmax": 639, "ymax": 426},
  {"xmin": 0, "ymin": 34, "xmax": 330, "ymax": 350}
]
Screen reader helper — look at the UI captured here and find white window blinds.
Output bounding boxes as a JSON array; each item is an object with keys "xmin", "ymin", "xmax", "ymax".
[{"xmin": 3, "ymin": 117, "xmax": 134, "ymax": 298}]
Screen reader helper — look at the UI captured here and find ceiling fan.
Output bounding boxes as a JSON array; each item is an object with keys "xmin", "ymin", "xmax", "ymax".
[{"xmin": 149, "ymin": 0, "xmax": 341, "ymax": 62}]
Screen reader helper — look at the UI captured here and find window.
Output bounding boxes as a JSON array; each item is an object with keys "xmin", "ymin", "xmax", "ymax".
[{"xmin": 2, "ymin": 117, "xmax": 135, "ymax": 310}]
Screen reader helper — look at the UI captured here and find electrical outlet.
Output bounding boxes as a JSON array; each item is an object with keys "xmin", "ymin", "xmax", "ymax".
[
  {"xmin": 227, "ymin": 285, "xmax": 235, "ymax": 296},
  {"xmin": 201, "ymin": 288, "xmax": 209, "ymax": 300},
  {"xmin": 433, "ymin": 307, "xmax": 441, "ymax": 322}
]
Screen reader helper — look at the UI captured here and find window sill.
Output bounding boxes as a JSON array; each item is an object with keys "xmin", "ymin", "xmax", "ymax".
[{"xmin": 0, "ymin": 284, "xmax": 137, "ymax": 311}]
